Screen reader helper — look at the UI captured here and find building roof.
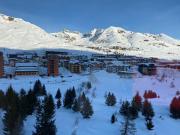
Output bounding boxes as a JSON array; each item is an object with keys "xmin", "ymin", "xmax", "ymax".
[
  {"xmin": 15, "ymin": 62, "xmax": 39, "ymax": 72},
  {"xmin": 15, "ymin": 62, "xmax": 39, "ymax": 67}
]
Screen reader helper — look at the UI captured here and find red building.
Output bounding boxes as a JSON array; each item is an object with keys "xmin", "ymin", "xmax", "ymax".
[
  {"xmin": 0, "ymin": 52, "xmax": 4, "ymax": 77},
  {"xmin": 48, "ymin": 55, "xmax": 59, "ymax": 76}
]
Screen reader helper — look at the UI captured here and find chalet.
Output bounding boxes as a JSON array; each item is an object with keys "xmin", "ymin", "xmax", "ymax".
[{"xmin": 15, "ymin": 63, "xmax": 39, "ymax": 76}]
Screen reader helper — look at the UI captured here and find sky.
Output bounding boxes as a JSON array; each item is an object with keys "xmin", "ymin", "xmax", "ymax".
[{"xmin": 0, "ymin": 0, "xmax": 180, "ymax": 39}]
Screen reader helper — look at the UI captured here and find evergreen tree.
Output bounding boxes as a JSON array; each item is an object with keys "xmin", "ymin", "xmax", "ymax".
[
  {"xmin": 5, "ymin": 85, "xmax": 19, "ymax": 109},
  {"xmin": 142, "ymin": 99, "xmax": 154, "ymax": 119},
  {"xmin": 86, "ymin": 82, "xmax": 92, "ymax": 89},
  {"xmin": 63, "ymin": 88, "xmax": 76, "ymax": 109},
  {"xmin": 146, "ymin": 119, "xmax": 154, "ymax": 130},
  {"xmin": 170, "ymin": 96, "xmax": 180, "ymax": 118},
  {"xmin": 120, "ymin": 101, "xmax": 130, "ymax": 117},
  {"xmin": 19, "ymin": 89, "xmax": 29, "ymax": 119},
  {"xmin": 120, "ymin": 116, "xmax": 136, "ymax": 135},
  {"xmin": 3, "ymin": 87, "xmax": 23, "ymax": 135},
  {"xmin": 33, "ymin": 100, "xmax": 43, "ymax": 135},
  {"xmin": 56, "ymin": 99, "xmax": 61, "ymax": 109},
  {"xmin": 80, "ymin": 97, "xmax": 93, "ymax": 119},
  {"xmin": 41, "ymin": 85, "xmax": 47, "ymax": 96},
  {"xmin": 71, "ymin": 87, "xmax": 76, "ymax": 100},
  {"xmin": 129, "ymin": 99, "xmax": 138, "ymax": 119},
  {"xmin": 33, "ymin": 94, "xmax": 56, "ymax": 135},
  {"xmin": 72, "ymin": 99, "xmax": 80, "ymax": 112},
  {"xmin": 133, "ymin": 92, "xmax": 142, "ymax": 111},
  {"xmin": 111, "ymin": 114, "xmax": 116, "ymax": 124},
  {"xmin": 33, "ymin": 80, "xmax": 42, "ymax": 96},
  {"xmin": 55, "ymin": 89, "xmax": 61, "ymax": 100},
  {"xmin": 0, "ymin": 90, "xmax": 5, "ymax": 109},
  {"xmin": 78, "ymin": 92, "xmax": 86, "ymax": 106},
  {"xmin": 105, "ymin": 92, "xmax": 116, "ymax": 106},
  {"xmin": 26, "ymin": 89, "xmax": 37, "ymax": 115}
]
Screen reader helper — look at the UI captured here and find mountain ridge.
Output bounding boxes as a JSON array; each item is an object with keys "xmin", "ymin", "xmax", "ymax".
[{"xmin": 0, "ymin": 14, "xmax": 180, "ymax": 60}]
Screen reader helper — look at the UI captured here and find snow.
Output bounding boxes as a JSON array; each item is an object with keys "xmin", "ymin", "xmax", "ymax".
[
  {"xmin": 0, "ymin": 14, "xmax": 180, "ymax": 60},
  {"xmin": 0, "ymin": 68, "xmax": 179, "ymax": 135}
]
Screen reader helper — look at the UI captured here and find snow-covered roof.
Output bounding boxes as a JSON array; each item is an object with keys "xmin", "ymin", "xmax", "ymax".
[{"xmin": 15, "ymin": 62, "xmax": 39, "ymax": 67}]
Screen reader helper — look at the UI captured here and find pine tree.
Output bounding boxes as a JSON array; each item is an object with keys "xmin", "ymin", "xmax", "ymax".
[
  {"xmin": 133, "ymin": 92, "xmax": 142, "ymax": 111},
  {"xmin": 5, "ymin": 85, "xmax": 19, "ymax": 109},
  {"xmin": 33, "ymin": 94, "xmax": 56, "ymax": 135},
  {"xmin": 42, "ymin": 84, "xmax": 47, "ymax": 96},
  {"xmin": 170, "ymin": 96, "xmax": 180, "ymax": 118},
  {"xmin": 19, "ymin": 89, "xmax": 29, "ymax": 119},
  {"xmin": 63, "ymin": 88, "xmax": 76, "ymax": 109},
  {"xmin": 111, "ymin": 114, "xmax": 116, "ymax": 124},
  {"xmin": 78, "ymin": 92, "xmax": 86, "ymax": 105},
  {"xmin": 72, "ymin": 99, "xmax": 80, "ymax": 112},
  {"xmin": 56, "ymin": 99, "xmax": 61, "ymax": 109},
  {"xmin": 146, "ymin": 119, "xmax": 154, "ymax": 130},
  {"xmin": 129, "ymin": 99, "xmax": 138, "ymax": 119},
  {"xmin": 33, "ymin": 80, "xmax": 42, "ymax": 96},
  {"xmin": 80, "ymin": 97, "xmax": 93, "ymax": 119},
  {"xmin": 142, "ymin": 99, "xmax": 154, "ymax": 119},
  {"xmin": 105, "ymin": 92, "xmax": 116, "ymax": 106},
  {"xmin": 55, "ymin": 89, "xmax": 61, "ymax": 100},
  {"xmin": 0, "ymin": 90, "xmax": 5, "ymax": 109},
  {"xmin": 120, "ymin": 101, "xmax": 130, "ymax": 117},
  {"xmin": 33, "ymin": 100, "xmax": 43, "ymax": 135},
  {"xmin": 3, "ymin": 87, "xmax": 23, "ymax": 135},
  {"xmin": 26, "ymin": 89, "xmax": 37, "ymax": 115},
  {"xmin": 86, "ymin": 82, "xmax": 92, "ymax": 89},
  {"xmin": 120, "ymin": 116, "xmax": 136, "ymax": 135}
]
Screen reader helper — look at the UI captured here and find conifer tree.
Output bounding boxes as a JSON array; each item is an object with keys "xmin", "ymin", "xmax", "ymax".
[
  {"xmin": 19, "ymin": 89, "xmax": 29, "ymax": 119},
  {"xmin": 120, "ymin": 101, "xmax": 130, "ymax": 117},
  {"xmin": 111, "ymin": 114, "xmax": 116, "ymax": 124},
  {"xmin": 26, "ymin": 89, "xmax": 37, "ymax": 115},
  {"xmin": 170, "ymin": 96, "xmax": 180, "ymax": 118},
  {"xmin": 33, "ymin": 100, "xmax": 43, "ymax": 135},
  {"xmin": 0, "ymin": 90, "xmax": 5, "ymax": 109},
  {"xmin": 56, "ymin": 99, "xmax": 61, "ymax": 109},
  {"xmin": 133, "ymin": 92, "xmax": 142, "ymax": 111},
  {"xmin": 146, "ymin": 119, "xmax": 154, "ymax": 130},
  {"xmin": 129, "ymin": 99, "xmax": 138, "ymax": 119},
  {"xmin": 72, "ymin": 99, "xmax": 80, "ymax": 112},
  {"xmin": 105, "ymin": 92, "xmax": 116, "ymax": 106},
  {"xmin": 63, "ymin": 88, "xmax": 76, "ymax": 109},
  {"xmin": 33, "ymin": 80, "xmax": 42, "ymax": 96},
  {"xmin": 33, "ymin": 94, "xmax": 56, "ymax": 135},
  {"xmin": 120, "ymin": 116, "xmax": 136, "ymax": 135},
  {"xmin": 80, "ymin": 97, "xmax": 93, "ymax": 118},
  {"xmin": 42, "ymin": 84, "xmax": 47, "ymax": 96},
  {"xmin": 3, "ymin": 87, "xmax": 23, "ymax": 135},
  {"xmin": 142, "ymin": 99, "xmax": 154, "ymax": 120},
  {"xmin": 55, "ymin": 89, "xmax": 61, "ymax": 100}
]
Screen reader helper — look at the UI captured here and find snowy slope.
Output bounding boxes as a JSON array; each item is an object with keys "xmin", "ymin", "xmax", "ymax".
[
  {"xmin": 0, "ymin": 14, "xmax": 100, "ymax": 53},
  {"xmin": 0, "ymin": 14, "xmax": 180, "ymax": 60},
  {"xmin": 53, "ymin": 26, "xmax": 180, "ymax": 60},
  {"xmin": 0, "ymin": 69, "xmax": 180, "ymax": 135}
]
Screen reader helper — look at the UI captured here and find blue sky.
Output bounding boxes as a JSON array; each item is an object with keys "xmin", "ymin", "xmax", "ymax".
[{"xmin": 0, "ymin": 0, "xmax": 180, "ymax": 39}]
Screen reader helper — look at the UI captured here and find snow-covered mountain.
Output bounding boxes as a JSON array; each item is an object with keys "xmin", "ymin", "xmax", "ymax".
[{"xmin": 0, "ymin": 14, "xmax": 180, "ymax": 60}]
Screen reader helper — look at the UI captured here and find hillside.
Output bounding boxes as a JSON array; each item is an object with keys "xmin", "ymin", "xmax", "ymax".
[{"xmin": 0, "ymin": 14, "xmax": 180, "ymax": 60}]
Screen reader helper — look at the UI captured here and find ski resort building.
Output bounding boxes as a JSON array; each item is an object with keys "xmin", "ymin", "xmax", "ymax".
[
  {"xmin": 68, "ymin": 60, "xmax": 82, "ymax": 73},
  {"xmin": 47, "ymin": 55, "xmax": 59, "ymax": 76},
  {"xmin": 15, "ymin": 62, "xmax": 39, "ymax": 76}
]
